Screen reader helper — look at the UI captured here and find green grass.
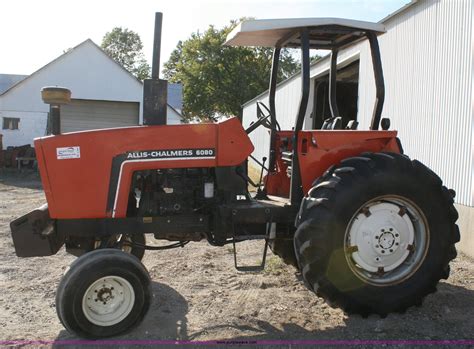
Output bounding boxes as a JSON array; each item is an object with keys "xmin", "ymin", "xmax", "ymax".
[{"xmin": 263, "ymin": 256, "xmax": 285, "ymax": 275}]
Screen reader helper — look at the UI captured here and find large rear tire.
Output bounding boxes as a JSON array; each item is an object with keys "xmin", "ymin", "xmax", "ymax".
[
  {"xmin": 269, "ymin": 224, "xmax": 298, "ymax": 268},
  {"xmin": 294, "ymin": 152, "xmax": 459, "ymax": 316},
  {"xmin": 56, "ymin": 249, "xmax": 152, "ymax": 338}
]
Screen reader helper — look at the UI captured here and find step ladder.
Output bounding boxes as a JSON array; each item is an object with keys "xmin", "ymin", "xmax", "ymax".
[{"xmin": 231, "ymin": 223, "xmax": 272, "ymax": 272}]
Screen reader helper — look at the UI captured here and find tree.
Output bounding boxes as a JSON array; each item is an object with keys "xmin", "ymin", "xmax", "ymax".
[
  {"xmin": 163, "ymin": 20, "xmax": 300, "ymax": 122},
  {"xmin": 101, "ymin": 27, "xmax": 150, "ymax": 81}
]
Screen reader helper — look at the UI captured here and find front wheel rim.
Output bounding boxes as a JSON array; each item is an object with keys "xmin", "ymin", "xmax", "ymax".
[
  {"xmin": 82, "ymin": 275, "xmax": 135, "ymax": 326},
  {"xmin": 344, "ymin": 195, "xmax": 429, "ymax": 286}
]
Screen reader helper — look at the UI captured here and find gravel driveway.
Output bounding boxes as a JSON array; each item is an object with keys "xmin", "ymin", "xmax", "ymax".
[{"xmin": 0, "ymin": 170, "xmax": 473, "ymax": 347}]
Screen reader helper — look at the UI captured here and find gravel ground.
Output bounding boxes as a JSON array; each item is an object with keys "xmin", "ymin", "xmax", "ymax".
[{"xmin": 0, "ymin": 170, "xmax": 473, "ymax": 347}]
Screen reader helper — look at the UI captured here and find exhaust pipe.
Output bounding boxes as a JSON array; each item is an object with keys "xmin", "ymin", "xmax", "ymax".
[
  {"xmin": 41, "ymin": 86, "xmax": 71, "ymax": 135},
  {"xmin": 143, "ymin": 12, "xmax": 168, "ymax": 126}
]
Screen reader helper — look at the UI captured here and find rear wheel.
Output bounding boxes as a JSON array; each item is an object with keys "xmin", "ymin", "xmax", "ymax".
[
  {"xmin": 294, "ymin": 152, "xmax": 459, "ymax": 315},
  {"xmin": 56, "ymin": 249, "xmax": 151, "ymax": 338}
]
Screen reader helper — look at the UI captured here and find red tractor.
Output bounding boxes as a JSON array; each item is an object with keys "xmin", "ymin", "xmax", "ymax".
[{"xmin": 11, "ymin": 15, "xmax": 459, "ymax": 338}]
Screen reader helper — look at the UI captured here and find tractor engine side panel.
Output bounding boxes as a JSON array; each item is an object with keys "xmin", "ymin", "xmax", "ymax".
[{"xmin": 34, "ymin": 117, "xmax": 253, "ymax": 219}]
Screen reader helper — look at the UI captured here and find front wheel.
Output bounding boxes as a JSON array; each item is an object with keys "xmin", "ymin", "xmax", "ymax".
[
  {"xmin": 56, "ymin": 249, "xmax": 152, "ymax": 338},
  {"xmin": 294, "ymin": 152, "xmax": 460, "ymax": 315}
]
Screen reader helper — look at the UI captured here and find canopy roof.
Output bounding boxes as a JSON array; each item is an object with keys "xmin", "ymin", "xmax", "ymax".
[{"xmin": 225, "ymin": 18, "xmax": 386, "ymax": 49}]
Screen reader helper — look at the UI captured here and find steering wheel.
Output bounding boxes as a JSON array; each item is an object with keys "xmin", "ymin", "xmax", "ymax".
[{"xmin": 245, "ymin": 102, "xmax": 281, "ymax": 134}]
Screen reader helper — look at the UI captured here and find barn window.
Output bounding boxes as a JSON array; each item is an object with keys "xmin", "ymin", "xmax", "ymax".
[{"xmin": 2, "ymin": 117, "xmax": 20, "ymax": 130}]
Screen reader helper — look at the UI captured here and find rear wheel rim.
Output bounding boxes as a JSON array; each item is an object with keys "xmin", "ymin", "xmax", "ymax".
[
  {"xmin": 344, "ymin": 195, "xmax": 429, "ymax": 286},
  {"xmin": 82, "ymin": 275, "xmax": 135, "ymax": 326}
]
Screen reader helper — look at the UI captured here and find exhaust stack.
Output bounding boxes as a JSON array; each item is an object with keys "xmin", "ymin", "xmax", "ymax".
[
  {"xmin": 143, "ymin": 12, "xmax": 168, "ymax": 126},
  {"xmin": 41, "ymin": 86, "xmax": 71, "ymax": 135}
]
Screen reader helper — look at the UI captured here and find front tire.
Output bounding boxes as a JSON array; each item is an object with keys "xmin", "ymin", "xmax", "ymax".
[
  {"xmin": 56, "ymin": 249, "xmax": 152, "ymax": 338},
  {"xmin": 294, "ymin": 152, "xmax": 459, "ymax": 315}
]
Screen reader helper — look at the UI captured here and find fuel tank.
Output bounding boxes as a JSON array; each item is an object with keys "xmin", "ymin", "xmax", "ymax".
[{"xmin": 34, "ymin": 117, "xmax": 253, "ymax": 219}]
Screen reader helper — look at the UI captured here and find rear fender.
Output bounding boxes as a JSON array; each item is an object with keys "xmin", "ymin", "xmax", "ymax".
[{"xmin": 297, "ymin": 130, "xmax": 401, "ymax": 193}]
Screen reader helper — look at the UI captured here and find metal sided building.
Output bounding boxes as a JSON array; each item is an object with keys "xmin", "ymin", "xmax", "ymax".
[{"xmin": 241, "ymin": 0, "xmax": 474, "ymax": 257}]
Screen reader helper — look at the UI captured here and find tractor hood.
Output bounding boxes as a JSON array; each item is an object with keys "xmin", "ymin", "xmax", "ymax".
[{"xmin": 34, "ymin": 117, "xmax": 254, "ymax": 219}]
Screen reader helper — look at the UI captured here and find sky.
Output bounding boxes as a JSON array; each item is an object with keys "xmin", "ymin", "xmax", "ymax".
[{"xmin": 0, "ymin": 0, "xmax": 409, "ymax": 76}]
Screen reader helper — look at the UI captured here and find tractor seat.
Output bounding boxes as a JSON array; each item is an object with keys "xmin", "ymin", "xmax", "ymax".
[
  {"xmin": 322, "ymin": 116, "xmax": 342, "ymax": 130},
  {"xmin": 346, "ymin": 120, "xmax": 359, "ymax": 130}
]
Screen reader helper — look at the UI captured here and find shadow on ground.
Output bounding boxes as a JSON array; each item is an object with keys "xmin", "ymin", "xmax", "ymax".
[
  {"xmin": 53, "ymin": 281, "xmax": 189, "ymax": 346},
  {"xmin": 0, "ymin": 169, "xmax": 42, "ymax": 190},
  {"xmin": 52, "ymin": 281, "xmax": 474, "ymax": 347},
  {"xmin": 185, "ymin": 283, "xmax": 474, "ymax": 341}
]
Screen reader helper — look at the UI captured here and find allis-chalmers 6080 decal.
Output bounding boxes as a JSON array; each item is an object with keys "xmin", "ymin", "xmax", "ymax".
[
  {"xmin": 126, "ymin": 148, "xmax": 215, "ymax": 159},
  {"xmin": 107, "ymin": 148, "xmax": 217, "ymax": 215}
]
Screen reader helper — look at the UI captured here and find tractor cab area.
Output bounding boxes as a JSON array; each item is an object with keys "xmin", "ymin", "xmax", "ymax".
[
  {"xmin": 218, "ymin": 18, "xmax": 401, "ymax": 271},
  {"xmin": 225, "ymin": 18, "xmax": 394, "ymax": 205}
]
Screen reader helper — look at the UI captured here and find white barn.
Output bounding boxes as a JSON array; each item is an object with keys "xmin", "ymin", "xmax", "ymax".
[
  {"xmin": 242, "ymin": 0, "xmax": 474, "ymax": 257},
  {"xmin": 0, "ymin": 39, "xmax": 182, "ymax": 148}
]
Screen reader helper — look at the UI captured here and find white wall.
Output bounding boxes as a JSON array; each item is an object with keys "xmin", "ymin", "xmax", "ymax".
[
  {"xmin": 242, "ymin": 0, "xmax": 473, "ymax": 207},
  {"xmin": 0, "ymin": 40, "xmax": 144, "ymax": 147},
  {"xmin": 357, "ymin": 0, "xmax": 473, "ymax": 207},
  {"xmin": 0, "ymin": 110, "xmax": 46, "ymax": 147}
]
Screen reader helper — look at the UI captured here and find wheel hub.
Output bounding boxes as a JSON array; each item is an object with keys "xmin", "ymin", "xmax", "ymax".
[
  {"xmin": 82, "ymin": 276, "xmax": 135, "ymax": 326},
  {"xmin": 97, "ymin": 287, "xmax": 113, "ymax": 303},
  {"xmin": 373, "ymin": 227, "xmax": 400, "ymax": 255},
  {"xmin": 344, "ymin": 197, "xmax": 428, "ymax": 286}
]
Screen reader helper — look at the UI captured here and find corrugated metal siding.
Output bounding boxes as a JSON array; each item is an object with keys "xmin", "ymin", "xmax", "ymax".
[
  {"xmin": 243, "ymin": 0, "xmax": 473, "ymax": 206},
  {"xmin": 357, "ymin": 0, "xmax": 473, "ymax": 206},
  {"xmin": 61, "ymin": 99, "xmax": 139, "ymax": 132}
]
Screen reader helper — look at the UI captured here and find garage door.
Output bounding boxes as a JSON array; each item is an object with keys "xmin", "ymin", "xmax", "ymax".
[{"xmin": 61, "ymin": 99, "xmax": 139, "ymax": 133}]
